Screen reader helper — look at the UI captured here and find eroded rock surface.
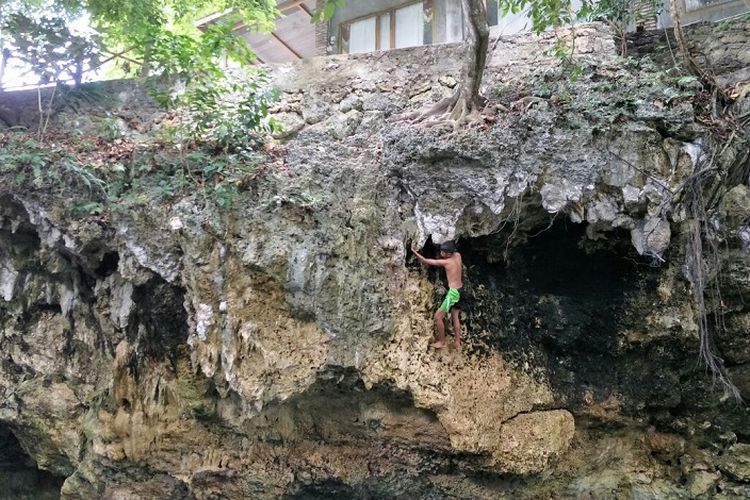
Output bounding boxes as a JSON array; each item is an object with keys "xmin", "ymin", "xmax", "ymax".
[{"xmin": 1, "ymin": 19, "xmax": 750, "ymax": 499}]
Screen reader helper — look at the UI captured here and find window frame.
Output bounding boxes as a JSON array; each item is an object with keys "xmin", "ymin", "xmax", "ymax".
[
  {"xmin": 485, "ymin": 0, "xmax": 500, "ymax": 27},
  {"xmin": 339, "ymin": 0, "xmax": 436, "ymax": 54}
]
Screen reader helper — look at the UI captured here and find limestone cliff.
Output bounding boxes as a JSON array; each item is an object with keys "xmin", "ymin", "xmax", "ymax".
[{"xmin": 1, "ymin": 19, "xmax": 750, "ymax": 499}]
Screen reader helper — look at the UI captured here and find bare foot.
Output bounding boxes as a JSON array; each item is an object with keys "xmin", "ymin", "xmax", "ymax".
[
  {"xmin": 453, "ymin": 340, "xmax": 461, "ymax": 350},
  {"xmin": 430, "ymin": 340, "xmax": 448, "ymax": 349}
]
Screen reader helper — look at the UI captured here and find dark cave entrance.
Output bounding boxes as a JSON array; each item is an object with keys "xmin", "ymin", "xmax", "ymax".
[
  {"xmin": 0, "ymin": 425, "xmax": 64, "ymax": 500},
  {"xmin": 462, "ymin": 219, "xmax": 645, "ymax": 355},
  {"xmin": 440, "ymin": 216, "xmax": 661, "ymax": 407},
  {"xmin": 246, "ymin": 367, "xmax": 465, "ymax": 499},
  {"xmin": 122, "ymin": 276, "xmax": 189, "ymax": 381}
]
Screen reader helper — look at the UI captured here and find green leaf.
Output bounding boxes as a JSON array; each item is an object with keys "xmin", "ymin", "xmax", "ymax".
[
  {"xmin": 677, "ymin": 75, "xmax": 699, "ymax": 87},
  {"xmin": 70, "ymin": 200, "xmax": 103, "ymax": 215}
]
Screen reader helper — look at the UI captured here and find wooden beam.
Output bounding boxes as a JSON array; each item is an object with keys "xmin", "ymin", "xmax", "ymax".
[
  {"xmin": 298, "ymin": 3, "xmax": 313, "ymax": 17},
  {"xmin": 375, "ymin": 12, "xmax": 381, "ymax": 50},
  {"xmin": 201, "ymin": 1, "xmax": 311, "ymax": 33},
  {"xmin": 194, "ymin": 9, "xmax": 233, "ymax": 29},
  {"xmin": 390, "ymin": 11, "xmax": 396, "ymax": 49},
  {"xmin": 278, "ymin": 0, "xmax": 307, "ymax": 13},
  {"xmin": 270, "ymin": 32, "xmax": 303, "ymax": 59}
]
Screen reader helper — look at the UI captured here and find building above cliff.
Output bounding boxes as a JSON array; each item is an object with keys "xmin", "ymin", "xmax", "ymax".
[{"xmin": 197, "ymin": 0, "xmax": 750, "ymax": 63}]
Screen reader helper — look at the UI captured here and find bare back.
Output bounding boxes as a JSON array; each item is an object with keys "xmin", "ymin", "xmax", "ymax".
[{"xmin": 442, "ymin": 252, "xmax": 463, "ymax": 289}]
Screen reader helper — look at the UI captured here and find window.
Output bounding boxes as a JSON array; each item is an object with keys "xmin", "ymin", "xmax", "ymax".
[
  {"xmin": 348, "ymin": 17, "xmax": 377, "ymax": 53},
  {"xmin": 340, "ymin": 1, "xmax": 434, "ymax": 54},
  {"xmin": 443, "ymin": 1, "xmax": 497, "ymax": 43},
  {"xmin": 486, "ymin": 0, "xmax": 499, "ymax": 26}
]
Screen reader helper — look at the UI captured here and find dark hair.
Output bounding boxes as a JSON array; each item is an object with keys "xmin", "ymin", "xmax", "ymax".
[{"xmin": 440, "ymin": 241, "xmax": 456, "ymax": 253}]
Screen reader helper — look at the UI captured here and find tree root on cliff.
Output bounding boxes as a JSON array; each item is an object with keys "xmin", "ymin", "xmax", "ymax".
[
  {"xmin": 394, "ymin": 90, "xmax": 486, "ymax": 134},
  {"xmin": 391, "ymin": 0, "xmax": 490, "ymax": 134},
  {"xmin": 681, "ymin": 155, "xmax": 743, "ymax": 403}
]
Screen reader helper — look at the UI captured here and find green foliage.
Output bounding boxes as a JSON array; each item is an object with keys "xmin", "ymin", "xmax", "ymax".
[
  {"xmin": 62, "ymin": 156, "xmax": 107, "ymax": 194},
  {"xmin": 70, "ymin": 200, "xmax": 104, "ymax": 215},
  {"xmin": 0, "ymin": 127, "xmax": 265, "ymax": 213},
  {"xmin": 121, "ymin": 148, "xmax": 262, "ymax": 209},
  {"xmin": 0, "ymin": 0, "xmax": 101, "ymax": 86},
  {"xmin": 499, "ymin": 0, "xmax": 581, "ymax": 33},
  {"xmin": 547, "ymin": 37, "xmax": 583, "ymax": 80},
  {"xmin": 583, "ymin": 0, "xmax": 662, "ymax": 31},
  {"xmin": 0, "ymin": 147, "xmax": 48, "ymax": 173},
  {"xmin": 142, "ymin": 64, "xmax": 280, "ymax": 207},
  {"xmin": 0, "ymin": 132, "xmax": 106, "ymax": 195},
  {"xmin": 210, "ymin": 182, "xmax": 238, "ymax": 210},
  {"xmin": 0, "ymin": 0, "xmax": 277, "ymax": 88},
  {"xmin": 498, "ymin": 0, "xmax": 661, "ymax": 33},
  {"xmin": 182, "ymin": 72, "xmax": 281, "ymax": 153},
  {"xmin": 492, "ymin": 56, "xmax": 702, "ymax": 136},
  {"xmin": 142, "ymin": 17, "xmax": 257, "ymax": 80},
  {"xmin": 1, "ymin": 0, "xmax": 280, "ymax": 211},
  {"xmin": 56, "ymin": 82, "xmax": 114, "ymax": 112},
  {"xmin": 499, "ymin": 0, "xmax": 662, "ymax": 59},
  {"xmin": 676, "ymin": 75, "xmax": 700, "ymax": 89},
  {"xmin": 311, "ymin": 0, "xmax": 345, "ymax": 22},
  {"xmin": 1, "ymin": 0, "xmax": 280, "ymax": 172},
  {"xmin": 96, "ymin": 116, "xmax": 122, "ymax": 141}
]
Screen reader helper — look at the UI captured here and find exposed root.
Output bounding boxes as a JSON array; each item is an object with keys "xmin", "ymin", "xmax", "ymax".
[
  {"xmin": 443, "ymin": 98, "xmax": 484, "ymax": 134},
  {"xmin": 682, "ymin": 153, "xmax": 743, "ymax": 403},
  {"xmin": 391, "ymin": 0, "xmax": 489, "ymax": 134},
  {"xmin": 399, "ymin": 93, "xmax": 459, "ymax": 123},
  {"xmin": 510, "ymin": 96, "xmax": 547, "ymax": 112},
  {"xmin": 394, "ymin": 90, "xmax": 486, "ymax": 134},
  {"xmin": 668, "ymin": 0, "xmax": 729, "ymax": 104}
]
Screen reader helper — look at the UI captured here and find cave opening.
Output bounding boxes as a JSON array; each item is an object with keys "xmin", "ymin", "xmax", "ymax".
[
  {"xmin": 261, "ymin": 367, "xmax": 471, "ymax": 499},
  {"xmin": 462, "ymin": 219, "xmax": 645, "ymax": 352},
  {"xmin": 126, "ymin": 277, "xmax": 189, "ymax": 373},
  {"xmin": 452, "ymin": 216, "xmax": 660, "ymax": 407},
  {"xmin": 0, "ymin": 425, "xmax": 64, "ymax": 500},
  {"xmin": 95, "ymin": 251, "xmax": 120, "ymax": 278}
]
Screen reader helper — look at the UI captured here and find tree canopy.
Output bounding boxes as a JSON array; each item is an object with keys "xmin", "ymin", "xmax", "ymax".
[
  {"xmin": 1, "ymin": 0, "xmax": 664, "ymax": 90},
  {"xmin": 0, "ymin": 0, "xmax": 277, "ymax": 89}
]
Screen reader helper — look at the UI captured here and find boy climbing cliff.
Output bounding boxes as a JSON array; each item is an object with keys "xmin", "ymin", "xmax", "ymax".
[{"xmin": 410, "ymin": 240, "xmax": 463, "ymax": 349}]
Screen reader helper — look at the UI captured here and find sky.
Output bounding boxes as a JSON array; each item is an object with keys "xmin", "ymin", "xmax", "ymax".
[{"xmin": 0, "ymin": 3, "xmax": 100, "ymax": 91}]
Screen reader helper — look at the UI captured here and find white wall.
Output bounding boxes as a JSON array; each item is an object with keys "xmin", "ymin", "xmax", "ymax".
[
  {"xmin": 330, "ymin": 0, "xmax": 750, "ymax": 54},
  {"xmin": 657, "ymin": 0, "xmax": 750, "ymax": 27}
]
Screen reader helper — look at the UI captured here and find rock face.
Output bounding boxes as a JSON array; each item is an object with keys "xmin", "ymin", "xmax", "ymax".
[
  {"xmin": 495, "ymin": 410, "xmax": 575, "ymax": 475},
  {"xmin": 1, "ymin": 20, "xmax": 750, "ymax": 499}
]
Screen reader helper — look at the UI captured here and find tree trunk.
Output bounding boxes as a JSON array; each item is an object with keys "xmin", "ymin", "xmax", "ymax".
[
  {"xmin": 668, "ymin": 0, "xmax": 693, "ymax": 71},
  {"xmin": 0, "ymin": 48, "xmax": 10, "ymax": 92},
  {"xmin": 140, "ymin": 41, "xmax": 153, "ymax": 78},
  {"xmin": 398, "ymin": 0, "xmax": 489, "ymax": 124},
  {"xmin": 668, "ymin": 0, "xmax": 725, "ymax": 102},
  {"xmin": 74, "ymin": 56, "xmax": 84, "ymax": 86},
  {"xmin": 459, "ymin": 0, "xmax": 490, "ymax": 108}
]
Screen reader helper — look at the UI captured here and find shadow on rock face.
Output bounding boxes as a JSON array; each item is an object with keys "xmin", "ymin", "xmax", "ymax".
[
  {"xmin": 468, "ymin": 220, "xmax": 638, "ymax": 350},
  {"xmin": 454, "ymin": 217, "xmax": 696, "ymax": 412},
  {"xmin": 244, "ymin": 367, "xmax": 451, "ymax": 450},
  {"xmin": 0, "ymin": 425, "xmax": 64, "ymax": 500},
  {"xmin": 128, "ymin": 277, "xmax": 189, "ymax": 369},
  {"xmin": 237, "ymin": 367, "xmax": 496, "ymax": 498},
  {"xmin": 284, "ymin": 479, "xmax": 357, "ymax": 500},
  {"xmin": 284, "ymin": 476, "xmax": 440, "ymax": 500}
]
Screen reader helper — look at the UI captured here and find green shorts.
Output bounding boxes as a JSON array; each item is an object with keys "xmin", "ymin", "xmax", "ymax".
[{"xmin": 439, "ymin": 288, "xmax": 461, "ymax": 313}]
